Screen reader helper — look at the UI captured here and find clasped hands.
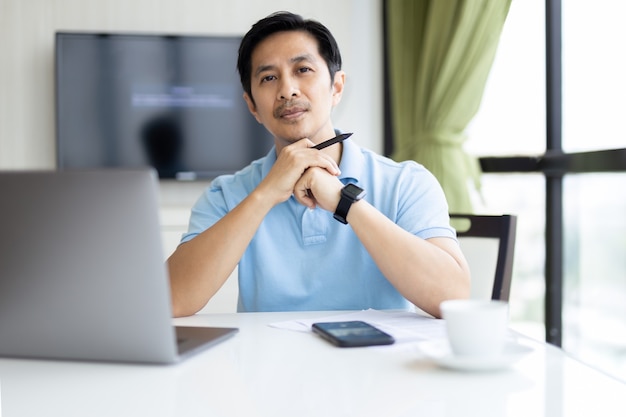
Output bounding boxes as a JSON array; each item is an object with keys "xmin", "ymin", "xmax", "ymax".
[{"xmin": 260, "ymin": 138, "xmax": 344, "ymax": 212}]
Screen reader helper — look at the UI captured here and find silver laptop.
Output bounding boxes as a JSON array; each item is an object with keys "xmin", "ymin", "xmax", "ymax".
[{"xmin": 0, "ymin": 169, "xmax": 237, "ymax": 364}]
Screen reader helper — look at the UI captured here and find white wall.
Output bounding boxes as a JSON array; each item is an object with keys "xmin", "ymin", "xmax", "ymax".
[{"xmin": 0, "ymin": 0, "xmax": 383, "ymax": 312}]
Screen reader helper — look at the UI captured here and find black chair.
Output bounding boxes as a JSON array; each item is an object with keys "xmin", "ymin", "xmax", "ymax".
[{"xmin": 450, "ymin": 214, "xmax": 517, "ymax": 302}]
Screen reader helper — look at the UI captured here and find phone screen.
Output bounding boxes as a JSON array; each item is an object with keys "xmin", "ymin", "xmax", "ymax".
[{"xmin": 311, "ymin": 321, "xmax": 395, "ymax": 347}]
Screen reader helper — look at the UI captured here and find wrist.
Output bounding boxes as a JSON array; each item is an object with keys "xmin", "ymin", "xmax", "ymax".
[
  {"xmin": 249, "ymin": 186, "xmax": 281, "ymax": 212},
  {"xmin": 333, "ymin": 183, "xmax": 366, "ymax": 224}
]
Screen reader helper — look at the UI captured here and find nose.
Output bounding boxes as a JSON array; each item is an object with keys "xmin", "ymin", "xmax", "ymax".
[{"xmin": 278, "ymin": 76, "xmax": 300, "ymax": 100}]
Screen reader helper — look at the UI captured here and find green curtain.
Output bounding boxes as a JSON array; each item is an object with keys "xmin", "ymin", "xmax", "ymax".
[{"xmin": 386, "ymin": 0, "xmax": 511, "ymax": 213}]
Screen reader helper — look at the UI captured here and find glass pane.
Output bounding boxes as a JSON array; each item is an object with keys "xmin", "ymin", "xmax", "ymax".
[
  {"xmin": 465, "ymin": 0, "xmax": 546, "ymax": 156},
  {"xmin": 562, "ymin": 1, "xmax": 626, "ymax": 152},
  {"xmin": 563, "ymin": 173, "xmax": 626, "ymax": 382},
  {"xmin": 471, "ymin": 173, "xmax": 546, "ymax": 340}
]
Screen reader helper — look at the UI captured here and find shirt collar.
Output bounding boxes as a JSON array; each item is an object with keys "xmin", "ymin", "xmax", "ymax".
[{"xmin": 337, "ymin": 138, "xmax": 364, "ymax": 184}]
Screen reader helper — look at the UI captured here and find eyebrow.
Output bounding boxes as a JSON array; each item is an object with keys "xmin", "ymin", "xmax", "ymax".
[{"xmin": 253, "ymin": 54, "xmax": 316, "ymax": 77}]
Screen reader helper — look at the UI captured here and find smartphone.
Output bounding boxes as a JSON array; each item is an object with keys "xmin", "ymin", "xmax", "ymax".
[{"xmin": 311, "ymin": 320, "xmax": 395, "ymax": 348}]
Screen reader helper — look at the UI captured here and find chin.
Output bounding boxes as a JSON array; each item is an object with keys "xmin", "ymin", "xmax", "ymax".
[
  {"xmin": 274, "ymin": 129, "xmax": 310, "ymax": 143},
  {"xmin": 271, "ymin": 122, "xmax": 322, "ymax": 143}
]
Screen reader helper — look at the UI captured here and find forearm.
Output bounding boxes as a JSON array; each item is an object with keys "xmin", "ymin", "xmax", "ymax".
[
  {"xmin": 167, "ymin": 190, "xmax": 274, "ymax": 317},
  {"xmin": 347, "ymin": 200, "xmax": 471, "ymax": 318}
]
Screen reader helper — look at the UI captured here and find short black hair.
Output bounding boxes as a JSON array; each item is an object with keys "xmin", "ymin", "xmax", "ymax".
[{"xmin": 237, "ymin": 11, "xmax": 342, "ymax": 101}]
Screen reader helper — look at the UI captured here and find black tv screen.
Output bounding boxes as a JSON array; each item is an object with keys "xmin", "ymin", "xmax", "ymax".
[{"xmin": 55, "ymin": 32, "xmax": 272, "ymax": 179}]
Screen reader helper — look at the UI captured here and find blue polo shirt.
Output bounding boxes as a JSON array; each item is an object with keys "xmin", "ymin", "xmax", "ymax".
[{"xmin": 181, "ymin": 138, "xmax": 456, "ymax": 312}]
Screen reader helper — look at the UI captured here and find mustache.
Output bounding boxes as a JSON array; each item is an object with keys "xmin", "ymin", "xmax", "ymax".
[{"xmin": 273, "ymin": 100, "xmax": 311, "ymax": 118}]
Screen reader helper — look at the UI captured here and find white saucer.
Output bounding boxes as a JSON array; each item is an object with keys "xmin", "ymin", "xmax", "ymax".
[{"xmin": 418, "ymin": 339, "xmax": 533, "ymax": 371}]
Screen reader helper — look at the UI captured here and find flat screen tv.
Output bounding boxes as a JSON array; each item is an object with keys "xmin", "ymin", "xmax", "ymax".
[{"xmin": 55, "ymin": 32, "xmax": 273, "ymax": 180}]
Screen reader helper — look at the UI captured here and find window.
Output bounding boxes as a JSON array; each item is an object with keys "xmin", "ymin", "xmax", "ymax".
[
  {"xmin": 468, "ymin": 0, "xmax": 626, "ymax": 382},
  {"xmin": 467, "ymin": 0, "xmax": 547, "ymax": 340},
  {"xmin": 562, "ymin": 2, "xmax": 626, "ymax": 153}
]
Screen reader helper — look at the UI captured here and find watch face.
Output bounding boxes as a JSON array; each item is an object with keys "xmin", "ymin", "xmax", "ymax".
[{"xmin": 343, "ymin": 183, "xmax": 365, "ymax": 199}]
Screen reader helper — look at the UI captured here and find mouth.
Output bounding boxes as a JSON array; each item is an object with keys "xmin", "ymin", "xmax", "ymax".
[
  {"xmin": 275, "ymin": 102, "xmax": 310, "ymax": 120},
  {"xmin": 280, "ymin": 108, "xmax": 306, "ymax": 119}
]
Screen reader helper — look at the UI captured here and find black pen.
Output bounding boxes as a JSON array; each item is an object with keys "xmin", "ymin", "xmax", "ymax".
[{"xmin": 312, "ymin": 132, "xmax": 353, "ymax": 150}]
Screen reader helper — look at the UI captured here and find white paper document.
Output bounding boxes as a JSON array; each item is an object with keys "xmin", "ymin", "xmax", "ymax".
[{"xmin": 269, "ymin": 309, "xmax": 447, "ymax": 344}]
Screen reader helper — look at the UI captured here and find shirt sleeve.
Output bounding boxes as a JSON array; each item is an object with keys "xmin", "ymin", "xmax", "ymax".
[
  {"xmin": 180, "ymin": 180, "xmax": 230, "ymax": 244},
  {"xmin": 178, "ymin": 157, "xmax": 268, "ymax": 245},
  {"xmin": 394, "ymin": 161, "xmax": 457, "ymax": 241}
]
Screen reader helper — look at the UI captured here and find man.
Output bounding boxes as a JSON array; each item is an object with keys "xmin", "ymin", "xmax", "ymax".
[{"xmin": 167, "ymin": 11, "xmax": 470, "ymax": 317}]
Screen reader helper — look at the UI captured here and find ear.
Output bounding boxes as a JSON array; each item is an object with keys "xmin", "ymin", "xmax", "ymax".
[
  {"xmin": 243, "ymin": 92, "xmax": 262, "ymax": 123},
  {"xmin": 331, "ymin": 70, "xmax": 346, "ymax": 107}
]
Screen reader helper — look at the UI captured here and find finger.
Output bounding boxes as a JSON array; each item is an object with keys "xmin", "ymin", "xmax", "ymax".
[
  {"xmin": 312, "ymin": 153, "xmax": 341, "ymax": 176},
  {"xmin": 284, "ymin": 137, "xmax": 315, "ymax": 150},
  {"xmin": 293, "ymin": 184, "xmax": 316, "ymax": 209}
]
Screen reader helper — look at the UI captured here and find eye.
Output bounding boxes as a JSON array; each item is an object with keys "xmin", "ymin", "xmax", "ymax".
[
  {"xmin": 260, "ymin": 74, "xmax": 277, "ymax": 83},
  {"xmin": 297, "ymin": 67, "xmax": 313, "ymax": 74}
]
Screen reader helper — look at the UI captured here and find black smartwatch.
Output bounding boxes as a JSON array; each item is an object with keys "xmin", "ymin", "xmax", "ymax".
[{"xmin": 333, "ymin": 183, "xmax": 366, "ymax": 224}]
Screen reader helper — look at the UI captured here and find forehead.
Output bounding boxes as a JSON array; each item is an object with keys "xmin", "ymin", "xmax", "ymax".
[{"xmin": 251, "ymin": 30, "xmax": 324, "ymax": 70}]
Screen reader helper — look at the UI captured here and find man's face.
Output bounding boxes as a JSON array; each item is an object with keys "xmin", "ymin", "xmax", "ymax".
[{"xmin": 243, "ymin": 30, "xmax": 344, "ymax": 147}]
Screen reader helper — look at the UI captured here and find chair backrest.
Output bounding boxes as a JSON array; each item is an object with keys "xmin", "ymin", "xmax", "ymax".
[{"xmin": 450, "ymin": 214, "xmax": 517, "ymax": 301}]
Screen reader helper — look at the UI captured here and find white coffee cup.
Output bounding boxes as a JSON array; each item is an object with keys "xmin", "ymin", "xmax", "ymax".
[{"xmin": 440, "ymin": 299, "xmax": 509, "ymax": 357}]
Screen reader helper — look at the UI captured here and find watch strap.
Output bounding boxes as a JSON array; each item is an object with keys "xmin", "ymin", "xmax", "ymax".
[
  {"xmin": 333, "ymin": 195, "xmax": 354, "ymax": 224},
  {"xmin": 333, "ymin": 184, "xmax": 365, "ymax": 224}
]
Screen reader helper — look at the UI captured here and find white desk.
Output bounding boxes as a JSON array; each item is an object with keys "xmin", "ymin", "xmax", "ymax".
[{"xmin": 0, "ymin": 311, "xmax": 624, "ymax": 417}]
